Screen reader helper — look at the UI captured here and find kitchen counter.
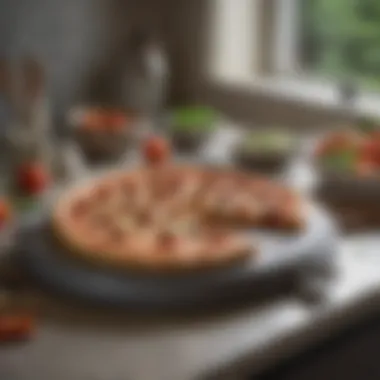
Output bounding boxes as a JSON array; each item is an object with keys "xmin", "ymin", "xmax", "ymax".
[
  {"xmin": 1, "ymin": 235, "xmax": 380, "ymax": 380},
  {"xmin": 2, "ymin": 125, "xmax": 380, "ymax": 380}
]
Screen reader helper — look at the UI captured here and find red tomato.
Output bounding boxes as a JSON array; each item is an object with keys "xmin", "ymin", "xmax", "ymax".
[
  {"xmin": 16, "ymin": 162, "xmax": 50, "ymax": 195},
  {"xmin": 0, "ymin": 198, "xmax": 12, "ymax": 228},
  {"xmin": 142, "ymin": 136, "xmax": 171, "ymax": 165},
  {"xmin": 367, "ymin": 131, "xmax": 380, "ymax": 140},
  {"xmin": 356, "ymin": 159, "xmax": 378, "ymax": 177},
  {"xmin": 316, "ymin": 131, "xmax": 363, "ymax": 157},
  {"xmin": 359, "ymin": 139, "xmax": 380, "ymax": 166},
  {"xmin": 82, "ymin": 110, "xmax": 103, "ymax": 130},
  {"xmin": 0, "ymin": 314, "xmax": 35, "ymax": 341},
  {"xmin": 82, "ymin": 109, "xmax": 127, "ymax": 132},
  {"xmin": 108, "ymin": 112, "xmax": 126, "ymax": 126}
]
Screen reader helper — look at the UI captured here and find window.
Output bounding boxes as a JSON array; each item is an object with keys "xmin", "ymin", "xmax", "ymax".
[
  {"xmin": 208, "ymin": 0, "xmax": 259, "ymax": 79},
  {"xmin": 301, "ymin": 0, "xmax": 380, "ymax": 92},
  {"xmin": 209, "ymin": 0, "xmax": 380, "ymax": 116}
]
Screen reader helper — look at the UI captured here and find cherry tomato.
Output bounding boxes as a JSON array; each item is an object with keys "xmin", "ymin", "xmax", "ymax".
[
  {"xmin": 16, "ymin": 162, "xmax": 50, "ymax": 195},
  {"xmin": 107, "ymin": 112, "xmax": 126, "ymax": 129},
  {"xmin": 368, "ymin": 131, "xmax": 380, "ymax": 139},
  {"xmin": 315, "ymin": 131, "xmax": 363, "ymax": 157},
  {"xmin": 0, "ymin": 199, "xmax": 12, "ymax": 228},
  {"xmin": 359, "ymin": 139, "xmax": 380, "ymax": 166},
  {"xmin": 356, "ymin": 159, "xmax": 378, "ymax": 177},
  {"xmin": 0, "ymin": 314, "xmax": 35, "ymax": 341},
  {"xmin": 82, "ymin": 109, "xmax": 103, "ymax": 130},
  {"xmin": 82, "ymin": 109, "xmax": 127, "ymax": 133},
  {"xmin": 142, "ymin": 136, "xmax": 171, "ymax": 165}
]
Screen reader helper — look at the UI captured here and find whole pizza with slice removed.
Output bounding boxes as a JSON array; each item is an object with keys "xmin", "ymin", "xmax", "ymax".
[{"xmin": 51, "ymin": 138, "xmax": 305, "ymax": 272}]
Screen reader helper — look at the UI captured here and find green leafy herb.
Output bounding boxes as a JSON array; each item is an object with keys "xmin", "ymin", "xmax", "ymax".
[
  {"xmin": 171, "ymin": 106, "xmax": 217, "ymax": 132},
  {"xmin": 356, "ymin": 118, "xmax": 380, "ymax": 134},
  {"xmin": 320, "ymin": 149, "xmax": 357, "ymax": 172}
]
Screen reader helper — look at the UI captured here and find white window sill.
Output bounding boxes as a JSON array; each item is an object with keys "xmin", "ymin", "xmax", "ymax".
[{"xmin": 209, "ymin": 73, "xmax": 380, "ymax": 119}]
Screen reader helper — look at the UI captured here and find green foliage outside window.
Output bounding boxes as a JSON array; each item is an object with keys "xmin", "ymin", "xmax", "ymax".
[{"xmin": 302, "ymin": 0, "xmax": 380, "ymax": 90}]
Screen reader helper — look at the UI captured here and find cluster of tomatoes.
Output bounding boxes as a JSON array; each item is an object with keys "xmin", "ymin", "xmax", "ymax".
[
  {"xmin": 81, "ymin": 108, "xmax": 129, "ymax": 133},
  {"xmin": 0, "ymin": 313, "xmax": 35, "ymax": 342},
  {"xmin": 0, "ymin": 162, "xmax": 48, "ymax": 342},
  {"xmin": 0, "ymin": 135, "xmax": 171, "ymax": 227},
  {"xmin": 0, "ymin": 134, "xmax": 171, "ymax": 227},
  {"xmin": 0, "ymin": 161, "xmax": 50, "ymax": 228},
  {"xmin": 0, "ymin": 136, "xmax": 170, "ymax": 343},
  {"xmin": 315, "ymin": 130, "xmax": 380, "ymax": 176}
]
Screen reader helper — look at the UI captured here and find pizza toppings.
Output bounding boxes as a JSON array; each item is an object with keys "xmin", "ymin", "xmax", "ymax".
[
  {"xmin": 206, "ymin": 227, "xmax": 231, "ymax": 248},
  {"xmin": 134, "ymin": 187, "xmax": 150, "ymax": 211},
  {"xmin": 93, "ymin": 184, "xmax": 113, "ymax": 201},
  {"xmin": 234, "ymin": 203, "xmax": 252, "ymax": 220},
  {"xmin": 108, "ymin": 225, "xmax": 125, "ymax": 242},
  {"xmin": 174, "ymin": 215, "xmax": 198, "ymax": 234},
  {"xmin": 119, "ymin": 199, "xmax": 134, "ymax": 215},
  {"xmin": 120, "ymin": 178, "xmax": 136, "ymax": 195},
  {"xmin": 136, "ymin": 209, "xmax": 154, "ymax": 226},
  {"xmin": 215, "ymin": 178, "xmax": 236, "ymax": 195},
  {"xmin": 157, "ymin": 230, "xmax": 178, "ymax": 249},
  {"xmin": 91, "ymin": 212, "xmax": 112, "ymax": 228},
  {"xmin": 116, "ymin": 216, "xmax": 135, "ymax": 232},
  {"xmin": 71, "ymin": 199, "xmax": 90, "ymax": 218}
]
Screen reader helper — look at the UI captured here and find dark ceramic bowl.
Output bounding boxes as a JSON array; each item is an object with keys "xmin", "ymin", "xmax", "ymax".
[
  {"xmin": 234, "ymin": 131, "xmax": 298, "ymax": 174},
  {"xmin": 68, "ymin": 107, "xmax": 137, "ymax": 163},
  {"xmin": 234, "ymin": 150, "xmax": 293, "ymax": 174},
  {"xmin": 169, "ymin": 106, "xmax": 218, "ymax": 153},
  {"xmin": 170, "ymin": 129, "xmax": 212, "ymax": 153},
  {"xmin": 311, "ymin": 128, "xmax": 380, "ymax": 200}
]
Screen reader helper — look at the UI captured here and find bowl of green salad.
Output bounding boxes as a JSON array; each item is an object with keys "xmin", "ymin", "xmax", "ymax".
[
  {"xmin": 169, "ymin": 106, "xmax": 218, "ymax": 152},
  {"xmin": 234, "ymin": 130, "xmax": 298, "ymax": 174}
]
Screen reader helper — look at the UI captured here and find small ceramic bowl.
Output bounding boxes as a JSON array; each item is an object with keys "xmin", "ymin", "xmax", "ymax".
[
  {"xmin": 168, "ymin": 106, "xmax": 218, "ymax": 153},
  {"xmin": 68, "ymin": 107, "xmax": 137, "ymax": 163},
  {"xmin": 234, "ymin": 130, "xmax": 298, "ymax": 175},
  {"xmin": 170, "ymin": 130, "xmax": 214, "ymax": 153}
]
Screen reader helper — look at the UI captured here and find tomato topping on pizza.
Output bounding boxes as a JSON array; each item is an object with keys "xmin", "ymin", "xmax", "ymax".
[
  {"xmin": 91, "ymin": 213, "xmax": 111, "ymax": 228},
  {"xmin": 158, "ymin": 230, "xmax": 178, "ymax": 247},
  {"xmin": 136, "ymin": 209, "xmax": 153, "ymax": 226},
  {"xmin": 94, "ymin": 184, "xmax": 113, "ymax": 201},
  {"xmin": 108, "ymin": 225, "xmax": 125, "ymax": 242},
  {"xmin": 120, "ymin": 177, "xmax": 136, "ymax": 195},
  {"xmin": 207, "ymin": 228, "xmax": 228, "ymax": 245},
  {"xmin": 71, "ymin": 199, "xmax": 90, "ymax": 218},
  {"xmin": 120, "ymin": 200, "xmax": 132, "ymax": 214}
]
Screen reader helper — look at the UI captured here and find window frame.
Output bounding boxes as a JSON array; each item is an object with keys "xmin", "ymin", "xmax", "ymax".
[{"xmin": 272, "ymin": 0, "xmax": 300, "ymax": 75}]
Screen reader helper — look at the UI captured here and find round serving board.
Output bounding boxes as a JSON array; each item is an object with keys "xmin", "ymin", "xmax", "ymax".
[{"xmin": 16, "ymin": 202, "xmax": 338, "ymax": 311}]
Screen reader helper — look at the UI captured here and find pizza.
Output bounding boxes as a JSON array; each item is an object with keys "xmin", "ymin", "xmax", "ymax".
[{"xmin": 52, "ymin": 164, "xmax": 305, "ymax": 272}]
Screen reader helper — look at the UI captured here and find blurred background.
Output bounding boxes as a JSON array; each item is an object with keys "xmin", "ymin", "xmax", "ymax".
[
  {"xmin": 2, "ymin": 1, "xmax": 380, "ymax": 380},
  {"xmin": 1, "ymin": 0, "xmax": 380, "ymax": 125}
]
